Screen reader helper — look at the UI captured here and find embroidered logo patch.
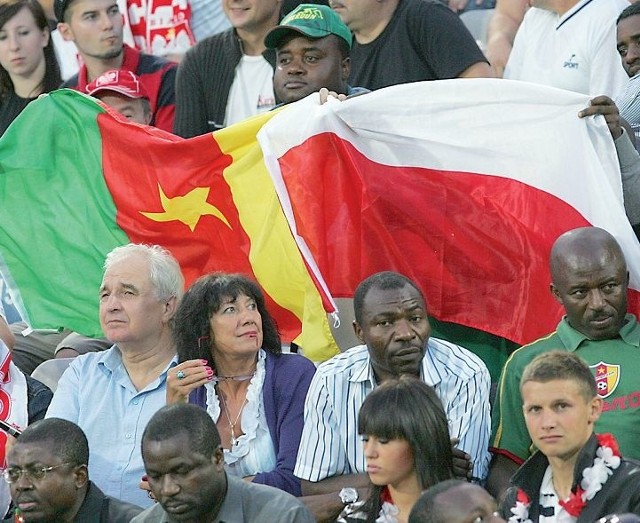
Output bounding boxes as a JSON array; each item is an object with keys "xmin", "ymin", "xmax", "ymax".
[{"xmin": 590, "ymin": 361, "xmax": 620, "ymax": 398}]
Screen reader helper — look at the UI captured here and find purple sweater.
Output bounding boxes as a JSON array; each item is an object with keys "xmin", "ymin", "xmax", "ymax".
[{"xmin": 189, "ymin": 352, "xmax": 316, "ymax": 496}]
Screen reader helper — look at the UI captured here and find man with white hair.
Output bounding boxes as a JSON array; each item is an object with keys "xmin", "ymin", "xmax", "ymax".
[{"xmin": 46, "ymin": 243, "xmax": 184, "ymax": 509}]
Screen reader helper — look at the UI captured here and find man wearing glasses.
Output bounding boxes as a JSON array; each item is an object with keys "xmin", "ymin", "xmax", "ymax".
[{"xmin": 3, "ymin": 418, "xmax": 142, "ymax": 522}]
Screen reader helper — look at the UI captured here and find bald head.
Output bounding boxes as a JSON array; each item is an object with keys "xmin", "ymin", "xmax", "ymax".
[
  {"xmin": 550, "ymin": 227, "xmax": 628, "ymax": 340},
  {"xmin": 550, "ymin": 227, "xmax": 626, "ymax": 281}
]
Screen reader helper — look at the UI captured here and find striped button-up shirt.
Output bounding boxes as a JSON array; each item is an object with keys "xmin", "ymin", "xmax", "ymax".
[{"xmin": 294, "ymin": 339, "xmax": 491, "ymax": 482}]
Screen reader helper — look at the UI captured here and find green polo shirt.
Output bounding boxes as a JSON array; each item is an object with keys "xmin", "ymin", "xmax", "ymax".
[{"xmin": 491, "ymin": 314, "xmax": 640, "ymax": 462}]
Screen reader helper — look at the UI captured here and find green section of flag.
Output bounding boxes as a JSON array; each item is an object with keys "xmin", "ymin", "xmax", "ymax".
[
  {"xmin": 0, "ymin": 90, "xmax": 130, "ymax": 336},
  {"xmin": 430, "ymin": 317, "xmax": 518, "ymax": 383}
]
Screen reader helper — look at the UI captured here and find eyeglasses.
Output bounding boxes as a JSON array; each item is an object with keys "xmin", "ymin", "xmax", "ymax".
[{"xmin": 3, "ymin": 463, "xmax": 73, "ymax": 483}]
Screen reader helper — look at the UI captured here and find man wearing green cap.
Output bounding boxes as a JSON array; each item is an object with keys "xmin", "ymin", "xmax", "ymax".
[{"xmin": 265, "ymin": 4, "xmax": 367, "ymax": 104}]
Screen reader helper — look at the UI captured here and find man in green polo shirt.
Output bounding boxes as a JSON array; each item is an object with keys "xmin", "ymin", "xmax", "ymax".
[{"xmin": 487, "ymin": 226, "xmax": 640, "ymax": 499}]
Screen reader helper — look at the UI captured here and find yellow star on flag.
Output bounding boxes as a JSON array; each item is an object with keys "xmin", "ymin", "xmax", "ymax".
[{"xmin": 140, "ymin": 184, "xmax": 231, "ymax": 232}]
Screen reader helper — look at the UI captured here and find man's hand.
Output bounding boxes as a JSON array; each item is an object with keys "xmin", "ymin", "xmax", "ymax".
[
  {"xmin": 578, "ymin": 96, "xmax": 623, "ymax": 140},
  {"xmin": 451, "ymin": 437, "xmax": 473, "ymax": 480},
  {"xmin": 319, "ymin": 87, "xmax": 348, "ymax": 105}
]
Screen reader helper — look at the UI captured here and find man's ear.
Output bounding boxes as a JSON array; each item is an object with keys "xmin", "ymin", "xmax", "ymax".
[
  {"xmin": 212, "ymin": 446, "xmax": 225, "ymax": 471},
  {"xmin": 163, "ymin": 295, "xmax": 177, "ymax": 323},
  {"xmin": 588, "ymin": 396, "xmax": 603, "ymax": 425},
  {"xmin": 550, "ymin": 283, "xmax": 563, "ymax": 305},
  {"xmin": 57, "ymin": 22, "xmax": 74, "ymax": 43},
  {"xmin": 341, "ymin": 56, "xmax": 350, "ymax": 81},
  {"xmin": 73, "ymin": 465, "xmax": 89, "ymax": 489},
  {"xmin": 352, "ymin": 320, "xmax": 364, "ymax": 343}
]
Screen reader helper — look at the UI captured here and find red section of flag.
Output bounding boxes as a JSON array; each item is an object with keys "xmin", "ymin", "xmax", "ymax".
[
  {"xmin": 277, "ymin": 133, "xmax": 640, "ymax": 345},
  {"xmin": 97, "ymin": 114, "xmax": 300, "ymax": 340}
]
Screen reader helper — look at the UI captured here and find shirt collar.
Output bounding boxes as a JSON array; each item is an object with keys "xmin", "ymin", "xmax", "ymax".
[
  {"xmin": 556, "ymin": 313, "xmax": 640, "ymax": 351},
  {"xmin": 215, "ymin": 475, "xmax": 242, "ymax": 522},
  {"xmin": 98, "ymin": 347, "xmax": 178, "ymax": 392}
]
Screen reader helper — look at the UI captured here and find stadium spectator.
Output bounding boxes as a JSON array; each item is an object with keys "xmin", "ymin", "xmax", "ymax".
[
  {"xmin": 504, "ymin": 0, "xmax": 628, "ymax": 97},
  {"xmin": 488, "ymin": 227, "xmax": 640, "ymax": 498},
  {"xmin": 336, "ymin": 377, "xmax": 454, "ymax": 523},
  {"xmin": 265, "ymin": 4, "xmax": 366, "ymax": 104},
  {"xmin": 131, "ymin": 403, "xmax": 315, "ymax": 523},
  {"xmin": 408, "ymin": 479, "xmax": 504, "ymax": 523},
  {"xmin": 499, "ymin": 351, "xmax": 640, "ymax": 521},
  {"xmin": 86, "ymin": 69, "xmax": 151, "ymax": 125},
  {"xmin": 173, "ymin": 0, "xmax": 280, "ymax": 136},
  {"xmin": 55, "ymin": 0, "xmax": 177, "ymax": 132},
  {"xmin": 0, "ymin": 336, "xmax": 52, "ymax": 519},
  {"xmin": 329, "ymin": 0, "xmax": 493, "ymax": 90},
  {"xmin": 578, "ymin": 96, "xmax": 640, "ymax": 229},
  {"xmin": 448, "ymin": 0, "xmax": 495, "ymax": 14},
  {"xmin": 295, "ymin": 271, "xmax": 491, "ymax": 520},
  {"xmin": 3, "ymin": 418, "xmax": 142, "ymax": 522},
  {"xmin": 616, "ymin": 3, "xmax": 640, "ymax": 148},
  {"xmin": 45, "ymin": 243, "xmax": 184, "ymax": 508},
  {"xmin": 167, "ymin": 273, "xmax": 316, "ymax": 496},
  {"xmin": 0, "ymin": 0, "xmax": 60, "ymax": 136}
]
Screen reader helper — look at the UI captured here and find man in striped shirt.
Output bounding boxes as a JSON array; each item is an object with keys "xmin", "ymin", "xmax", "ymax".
[{"xmin": 295, "ymin": 271, "xmax": 491, "ymax": 518}]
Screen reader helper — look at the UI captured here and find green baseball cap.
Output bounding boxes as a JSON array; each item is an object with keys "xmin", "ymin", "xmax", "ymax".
[{"xmin": 264, "ymin": 4, "xmax": 353, "ymax": 50}]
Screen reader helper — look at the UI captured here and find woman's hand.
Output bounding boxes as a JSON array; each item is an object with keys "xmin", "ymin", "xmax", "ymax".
[
  {"xmin": 166, "ymin": 359, "xmax": 213, "ymax": 404},
  {"xmin": 139, "ymin": 475, "xmax": 156, "ymax": 502}
]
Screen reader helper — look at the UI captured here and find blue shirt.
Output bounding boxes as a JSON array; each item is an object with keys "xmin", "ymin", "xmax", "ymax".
[{"xmin": 46, "ymin": 346, "xmax": 176, "ymax": 508}]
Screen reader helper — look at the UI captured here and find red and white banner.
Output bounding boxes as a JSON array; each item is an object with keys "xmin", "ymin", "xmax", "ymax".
[{"xmin": 259, "ymin": 79, "xmax": 640, "ymax": 345}]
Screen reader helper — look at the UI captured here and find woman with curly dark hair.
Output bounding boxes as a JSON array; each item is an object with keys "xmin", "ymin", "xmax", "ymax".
[
  {"xmin": 166, "ymin": 272, "xmax": 316, "ymax": 497},
  {"xmin": 337, "ymin": 376, "xmax": 455, "ymax": 523},
  {"xmin": 0, "ymin": 0, "xmax": 60, "ymax": 136}
]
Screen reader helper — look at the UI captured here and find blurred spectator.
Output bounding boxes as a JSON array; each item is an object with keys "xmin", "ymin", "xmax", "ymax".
[
  {"xmin": 504, "ymin": 0, "xmax": 628, "ymax": 97},
  {"xmin": 484, "ymin": 0, "xmax": 527, "ymax": 76},
  {"xmin": 0, "ymin": 0, "xmax": 60, "ymax": 136},
  {"xmin": 0, "ymin": 336, "xmax": 52, "ymax": 518},
  {"xmin": 173, "ymin": 0, "xmax": 280, "ymax": 135},
  {"xmin": 125, "ymin": 0, "xmax": 195, "ymax": 61},
  {"xmin": 448, "ymin": 0, "xmax": 495, "ymax": 14},
  {"xmin": 616, "ymin": 3, "xmax": 640, "ymax": 147},
  {"xmin": 408, "ymin": 480, "xmax": 505, "ymax": 523},
  {"xmin": 190, "ymin": 0, "xmax": 231, "ymax": 41},
  {"xmin": 55, "ymin": 0, "xmax": 177, "ymax": 132},
  {"xmin": 329, "ymin": 0, "xmax": 493, "ymax": 91}
]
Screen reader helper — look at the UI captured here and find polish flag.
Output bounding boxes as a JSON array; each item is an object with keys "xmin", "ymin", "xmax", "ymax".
[{"xmin": 259, "ymin": 79, "xmax": 640, "ymax": 345}]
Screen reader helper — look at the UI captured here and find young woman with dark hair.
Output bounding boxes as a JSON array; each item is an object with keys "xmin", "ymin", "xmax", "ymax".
[
  {"xmin": 0, "ymin": 0, "xmax": 60, "ymax": 135},
  {"xmin": 338, "ymin": 376, "xmax": 455, "ymax": 523}
]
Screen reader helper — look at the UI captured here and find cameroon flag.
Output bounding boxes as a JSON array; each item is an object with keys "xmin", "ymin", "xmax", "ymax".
[{"xmin": 0, "ymin": 90, "xmax": 338, "ymax": 361}]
